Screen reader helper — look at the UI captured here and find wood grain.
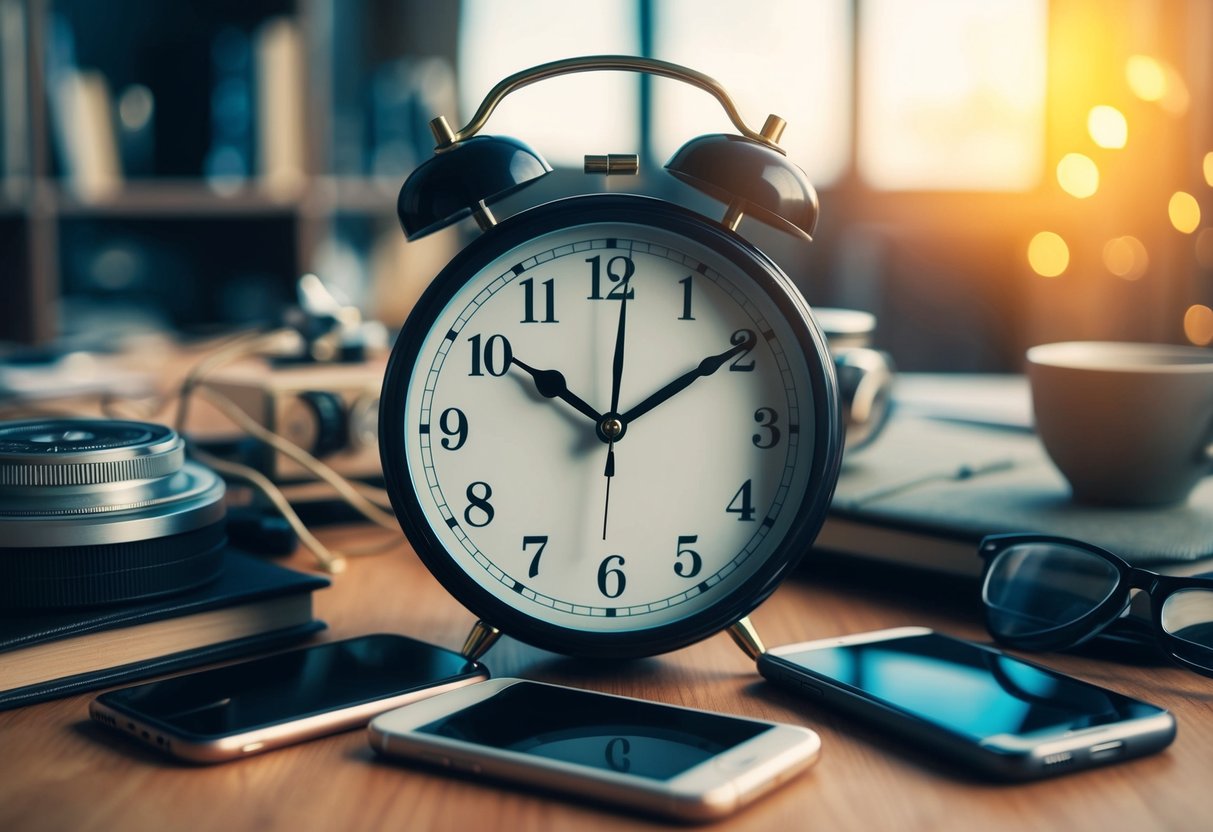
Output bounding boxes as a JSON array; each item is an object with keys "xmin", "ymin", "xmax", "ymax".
[{"xmin": 2, "ymin": 533, "xmax": 1211, "ymax": 832}]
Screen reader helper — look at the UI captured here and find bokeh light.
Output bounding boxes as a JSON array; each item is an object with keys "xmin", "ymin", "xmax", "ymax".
[
  {"xmin": 1028, "ymin": 231, "xmax": 1069, "ymax": 277},
  {"xmin": 1204, "ymin": 151, "xmax": 1213, "ymax": 187},
  {"xmin": 1126, "ymin": 55, "xmax": 1166, "ymax": 101},
  {"xmin": 1184, "ymin": 305, "xmax": 1213, "ymax": 346},
  {"xmin": 1197, "ymin": 229, "xmax": 1213, "ymax": 269},
  {"xmin": 1056, "ymin": 153, "xmax": 1099, "ymax": 198},
  {"xmin": 1102, "ymin": 236, "xmax": 1148, "ymax": 280},
  {"xmin": 1168, "ymin": 191, "xmax": 1201, "ymax": 234},
  {"xmin": 1087, "ymin": 106, "xmax": 1127, "ymax": 149}
]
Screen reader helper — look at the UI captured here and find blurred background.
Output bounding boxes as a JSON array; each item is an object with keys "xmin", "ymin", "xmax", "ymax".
[{"xmin": 1, "ymin": 0, "xmax": 1211, "ymax": 371}]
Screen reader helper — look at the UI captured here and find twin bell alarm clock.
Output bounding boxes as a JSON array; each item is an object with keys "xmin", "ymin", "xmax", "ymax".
[{"xmin": 379, "ymin": 56, "xmax": 843, "ymax": 662}]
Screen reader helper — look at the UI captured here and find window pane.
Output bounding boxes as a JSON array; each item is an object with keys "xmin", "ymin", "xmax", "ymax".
[
  {"xmin": 859, "ymin": 0, "xmax": 1047, "ymax": 191},
  {"xmin": 458, "ymin": 0, "xmax": 640, "ymax": 168},
  {"xmin": 651, "ymin": 0, "xmax": 851, "ymax": 187}
]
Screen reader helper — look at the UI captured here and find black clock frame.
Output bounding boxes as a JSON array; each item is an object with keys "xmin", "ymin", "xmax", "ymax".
[{"xmin": 380, "ymin": 194, "xmax": 842, "ymax": 659}]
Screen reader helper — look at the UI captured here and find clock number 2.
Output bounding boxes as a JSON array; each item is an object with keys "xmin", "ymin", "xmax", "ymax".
[
  {"xmin": 463, "ymin": 481, "xmax": 495, "ymax": 527},
  {"xmin": 597, "ymin": 555, "xmax": 626, "ymax": 598},
  {"xmin": 468, "ymin": 334, "xmax": 513, "ymax": 377},
  {"xmin": 586, "ymin": 255, "xmax": 635, "ymax": 300},
  {"xmin": 729, "ymin": 329, "xmax": 756, "ymax": 372}
]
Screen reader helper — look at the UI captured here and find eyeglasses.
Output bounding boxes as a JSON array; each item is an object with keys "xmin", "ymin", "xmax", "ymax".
[{"xmin": 978, "ymin": 533, "xmax": 1213, "ymax": 678}]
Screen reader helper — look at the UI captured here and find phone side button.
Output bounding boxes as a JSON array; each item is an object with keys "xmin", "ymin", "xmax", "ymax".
[
  {"xmin": 1089, "ymin": 740, "xmax": 1124, "ymax": 761},
  {"xmin": 420, "ymin": 753, "xmax": 452, "ymax": 769},
  {"xmin": 450, "ymin": 759, "xmax": 483, "ymax": 775},
  {"xmin": 798, "ymin": 681, "xmax": 823, "ymax": 697},
  {"xmin": 241, "ymin": 742, "xmax": 265, "ymax": 754}
]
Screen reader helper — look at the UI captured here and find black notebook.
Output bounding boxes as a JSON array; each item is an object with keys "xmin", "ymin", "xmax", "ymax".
[{"xmin": 0, "ymin": 550, "xmax": 328, "ymax": 710}]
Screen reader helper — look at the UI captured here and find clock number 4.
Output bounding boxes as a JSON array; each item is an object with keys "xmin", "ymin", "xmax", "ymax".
[
  {"xmin": 586, "ymin": 255, "xmax": 635, "ymax": 300},
  {"xmin": 468, "ymin": 333, "xmax": 512, "ymax": 377},
  {"xmin": 726, "ymin": 479, "xmax": 756, "ymax": 522},
  {"xmin": 520, "ymin": 277, "xmax": 558, "ymax": 324}
]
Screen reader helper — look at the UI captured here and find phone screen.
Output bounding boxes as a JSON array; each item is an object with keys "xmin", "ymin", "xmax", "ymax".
[
  {"xmin": 416, "ymin": 681, "xmax": 772, "ymax": 781},
  {"xmin": 774, "ymin": 632, "xmax": 1164, "ymax": 740},
  {"xmin": 98, "ymin": 634, "xmax": 482, "ymax": 738}
]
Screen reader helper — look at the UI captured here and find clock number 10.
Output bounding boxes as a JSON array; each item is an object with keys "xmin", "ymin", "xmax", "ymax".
[{"xmin": 468, "ymin": 334, "xmax": 512, "ymax": 377}]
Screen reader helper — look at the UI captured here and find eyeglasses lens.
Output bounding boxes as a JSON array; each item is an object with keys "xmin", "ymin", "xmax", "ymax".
[
  {"xmin": 984, "ymin": 543, "xmax": 1120, "ymax": 641},
  {"xmin": 1160, "ymin": 588, "xmax": 1213, "ymax": 668}
]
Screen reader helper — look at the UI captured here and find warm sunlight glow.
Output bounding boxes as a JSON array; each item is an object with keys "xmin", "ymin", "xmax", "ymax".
[
  {"xmin": 1204, "ymin": 151, "xmax": 1213, "ymax": 187},
  {"xmin": 1126, "ymin": 55, "xmax": 1167, "ymax": 101},
  {"xmin": 1028, "ymin": 232, "xmax": 1069, "ymax": 277},
  {"xmin": 1169, "ymin": 191, "xmax": 1201, "ymax": 234},
  {"xmin": 859, "ymin": 0, "xmax": 1046, "ymax": 190},
  {"xmin": 1102, "ymin": 236, "xmax": 1148, "ymax": 280},
  {"xmin": 1184, "ymin": 305, "xmax": 1213, "ymax": 347},
  {"xmin": 1087, "ymin": 106, "xmax": 1127, "ymax": 149},
  {"xmin": 1057, "ymin": 153, "xmax": 1099, "ymax": 198}
]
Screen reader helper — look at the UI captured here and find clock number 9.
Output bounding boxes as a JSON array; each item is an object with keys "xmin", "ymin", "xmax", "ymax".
[
  {"xmin": 597, "ymin": 554, "xmax": 626, "ymax": 598},
  {"xmin": 468, "ymin": 333, "xmax": 513, "ymax": 377},
  {"xmin": 586, "ymin": 255, "xmax": 635, "ymax": 300},
  {"xmin": 674, "ymin": 535, "xmax": 702, "ymax": 578},
  {"xmin": 752, "ymin": 407, "xmax": 781, "ymax": 449},
  {"xmin": 729, "ymin": 329, "xmax": 756, "ymax": 372},
  {"xmin": 463, "ymin": 481, "xmax": 495, "ymax": 527},
  {"xmin": 438, "ymin": 407, "xmax": 468, "ymax": 451}
]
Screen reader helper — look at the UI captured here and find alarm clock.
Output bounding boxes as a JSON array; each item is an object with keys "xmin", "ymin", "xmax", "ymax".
[{"xmin": 379, "ymin": 56, "xmax": 842, "ymax": 661}]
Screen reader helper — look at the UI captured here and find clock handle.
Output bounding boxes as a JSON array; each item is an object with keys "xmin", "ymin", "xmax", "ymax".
[
  {"xmin": 460, "ymin": 619, "xmax": 503, "ymax": 661},
  {"xmin": 727, "ymin": 617, "xmax": 768, "ymax": 662}
]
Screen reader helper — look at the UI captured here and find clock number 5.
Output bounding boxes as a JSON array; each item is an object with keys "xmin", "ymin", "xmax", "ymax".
[
  {"xmin": 468, "ymin": 334, "xmax": 512, "ymax": 377},
  {"xmin": 674, "ymin": 535, "xmax": 702, "ymax": 578},
  {"xmin": 586, "ymin": 255, "xmax": 635, "ymax": 300},
  {"xmin": 597, "ymin": 554, "xmax": 626, "ymax": 598}
]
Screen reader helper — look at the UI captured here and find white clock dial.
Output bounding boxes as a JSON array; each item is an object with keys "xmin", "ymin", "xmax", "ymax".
[{"xmin": 394, "ymin": 218, "xmax": 822, "ymax": 636}]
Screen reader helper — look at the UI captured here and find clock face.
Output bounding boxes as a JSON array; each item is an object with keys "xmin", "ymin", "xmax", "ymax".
[{"xmin": 381, "ymin": 196, "xmax": 839, "ymax": 657}]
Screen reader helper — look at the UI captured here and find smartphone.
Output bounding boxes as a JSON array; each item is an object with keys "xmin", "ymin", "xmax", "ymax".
[
  {"xmin": 368, "ymin": 678, "xmax": 820, "ymax": 822},
  {"xmin": 90, "ymin": 633, "xmax": 488, "ymax": 763},
  {"xmin": 759, "ymin": 627, "xmax": 1175, "ymax": 781}
]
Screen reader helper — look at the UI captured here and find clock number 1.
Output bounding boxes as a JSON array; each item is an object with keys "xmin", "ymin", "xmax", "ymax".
[{"xmin": 677, "ymin": 275, "xmax": 695, "ymax": 320}]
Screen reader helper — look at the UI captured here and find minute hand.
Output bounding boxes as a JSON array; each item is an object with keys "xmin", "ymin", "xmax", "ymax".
[{"xmin": 620, "ymin": 336, "xmax": 755, "ymax": 424}]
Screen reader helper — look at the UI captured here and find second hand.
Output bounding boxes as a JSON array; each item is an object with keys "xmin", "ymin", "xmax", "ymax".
[{"xmin": 602, "ymin": 440, "xmax": 615, "ymax": 541}]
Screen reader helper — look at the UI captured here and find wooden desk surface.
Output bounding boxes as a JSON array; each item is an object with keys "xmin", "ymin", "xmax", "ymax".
[{"xmin": 2, "ymin": 528, "xmax": 1211, "ymax": 832}]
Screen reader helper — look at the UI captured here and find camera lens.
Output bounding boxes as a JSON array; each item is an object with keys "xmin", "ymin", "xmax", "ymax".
[{"xmin": 0, "ymin": 418, "xmax": 226, "ymax": 610}]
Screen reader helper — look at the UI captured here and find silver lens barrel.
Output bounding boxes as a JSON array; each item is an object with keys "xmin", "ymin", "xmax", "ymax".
[{"xmin": 0, "ymin": 419, "xmax": 227, "ymax": 610}]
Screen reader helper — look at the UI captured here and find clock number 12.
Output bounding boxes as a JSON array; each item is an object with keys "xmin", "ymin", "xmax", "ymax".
[{"xmin": 586, "ymin": 255, "xmax": 635, "ymax": 300}]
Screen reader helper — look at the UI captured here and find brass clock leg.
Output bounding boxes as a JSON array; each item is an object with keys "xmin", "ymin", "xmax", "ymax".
[
  {"xmin": 727, "ymin": 616, "xmax": 767, "ymax": 662},
  {"xmin": 460, "ymin": 619, "xmax": 503, "ymax": 661}
]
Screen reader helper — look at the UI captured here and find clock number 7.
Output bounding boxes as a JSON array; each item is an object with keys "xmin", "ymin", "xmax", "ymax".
[
  {"xmin": 586, "ymin": 255, "xmax": 635, "ymax": 300},
  {"xmin": 521, "ymin": 535, "xmax": 548, "ymax": 578}
]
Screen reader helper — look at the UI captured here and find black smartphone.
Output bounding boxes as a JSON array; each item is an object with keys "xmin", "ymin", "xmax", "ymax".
[
  {"xmin": 758, "ymin": 627, "xmax": 1175, "ymax": 781},
  {"xmin": 90, "ymin": 633, "xmax": 488, "ymax": 763}
]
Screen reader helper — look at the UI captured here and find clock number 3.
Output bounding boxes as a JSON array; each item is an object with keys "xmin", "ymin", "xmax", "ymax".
[{"xmin": 752, "ymin": 407, "xmax": 781, "ymax": 449}]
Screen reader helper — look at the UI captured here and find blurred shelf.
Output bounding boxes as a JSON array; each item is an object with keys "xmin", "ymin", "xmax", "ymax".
[
  {"xmin": 309, "ymin": 176, "xmax": 400, "ymax": 215},
  {"xmin": 51, "ymin": 179, "xmax": 303, "ymax": 219}
]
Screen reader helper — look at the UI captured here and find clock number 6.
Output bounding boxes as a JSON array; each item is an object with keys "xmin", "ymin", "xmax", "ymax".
[
  {"xmin": 674, "ymin": 535, "xmax": 702, "ymax": 578},
  {"xmin": 468, "ymin": 334, "xmax": 512, "ymax": 377},
  {"xmin": 463, "ymin": 481, "xmax": 495, "ymax": 527},
  {"xmin": 597, "ymin": 554, "xmax": 626, "ymax": 598}
]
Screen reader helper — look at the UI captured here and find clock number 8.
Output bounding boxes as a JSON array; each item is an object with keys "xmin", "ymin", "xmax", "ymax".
[{"xmin": 463, "ymin": 481, "xmax": 495, "ymax": 527}]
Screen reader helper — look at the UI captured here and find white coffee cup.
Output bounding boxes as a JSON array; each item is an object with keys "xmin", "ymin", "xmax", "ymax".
[{"xmin": 1026, "ymin": 341, "xmax": 1213, "ymax": 506}]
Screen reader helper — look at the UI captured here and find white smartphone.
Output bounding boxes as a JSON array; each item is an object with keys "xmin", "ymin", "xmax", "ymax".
[
  {"xmin": 367, "ymin": 678, "xmax": 821, "ymax": 822},
  {"xmin": 90, "ymin": 634, "xmax": 488, "ymax": 763},
  {"xmin": 759, "ymin": 627, "xmax": 1176, "ymax": 781}
]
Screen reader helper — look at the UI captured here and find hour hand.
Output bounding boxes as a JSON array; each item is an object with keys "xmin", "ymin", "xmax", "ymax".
[
  {"xmin": 620, "ymin": 333, "xmax": 756, "ymax": 424},
  {"xmin": 511, "ymin": 357, "xmax": 603, "ymax": 423}
]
